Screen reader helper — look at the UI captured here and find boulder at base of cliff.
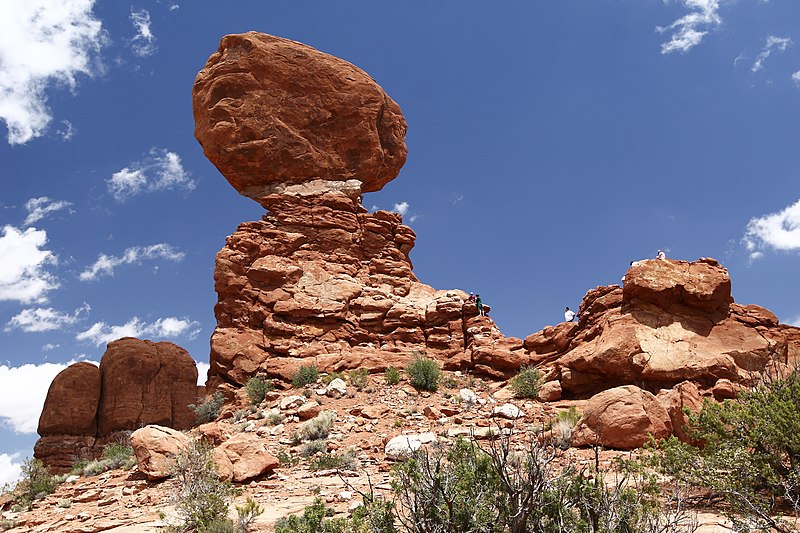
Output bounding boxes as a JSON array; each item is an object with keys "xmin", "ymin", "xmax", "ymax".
[
  {"xmin": 131, "ymin": 425, "xmax": 190, "ymax": 481},
  {"xmin": 571, "ymin": 385, "xmax": 672, "ymax": 450},
  {"xmin": 212, "ymin": 433, "xmax": 279, "ymax": 482}
]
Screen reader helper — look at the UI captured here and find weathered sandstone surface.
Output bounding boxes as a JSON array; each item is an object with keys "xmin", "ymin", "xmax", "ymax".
[{"xmin": 35, "ymin": 338, "xmax": 199, "ymax": 471}]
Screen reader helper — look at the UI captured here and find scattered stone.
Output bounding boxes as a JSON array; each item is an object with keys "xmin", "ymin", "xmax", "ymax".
[
  {"xmin": 326, "ymin": 378, "xmax": 348, "ymax": 399},
  {"xmin": 297, "ymin": 400, "xmax": 321, "ymax": 420},
  {"xmin": 280, "ymin": 396, "xmax": 306, "ymax": 410},
  {"xmin": 491, "ymin": 403, "xmax": 524, "ymax": 419},
  {"xmin": 459, "ymin": 388, "xmax": 477, "ymax": 404},
  {"xmin": 213, "ymin": 433, "xmax": 279, "ymax": 482},
  {"xmin": 537, "ymin": 381, "xmax": 562, "ymax": 402}
]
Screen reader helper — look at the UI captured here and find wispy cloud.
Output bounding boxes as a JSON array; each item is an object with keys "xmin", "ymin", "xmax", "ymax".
[
  {"xmin": 23, "ymin": 197, "xmax": 73, "ymax": 227},
  {"xmin": 0, "ymin": 359, "xmax": 97, "ymax": 434},
  {"xmin": 792, "ymin": 71, "xmax": 800, "ymax": 87},
  {"xmin": 743, "ymin": 198, "xmax": 800, "ymax": 260},
  {"xmin": 788, "ymin": 315, "xmax": 800, "ymax": 327},
  {"xmin": 752, "ymin": 36, "xmax": 792, "ymax": 73},
  {"xmin": 0, "ymin": 0, "xmax": 106, "ymax": 144},
  {"xmin": 76, "ymin": 316, "xmax": 201, "ymax": 346},
  {"xmin": 450, "ymin": 193, "xmax": 464, "ymax": 205},
  {"xmin": 130, "ymin": 8, "xmax": 157, "ymax": 58},
  {"xmin": 56, "ymin": 120, "xmax": 76, "ymax": 141},
  {"xmin": 79, "ymin": 243, "xmax": 185, "ymax": 281},
  {"xmin": 6, "ymin": 304, "xmax": 90, "ymax": 333},
  {"xmin": 657, "ymin": 0, "xmax": 722, "ymax": 54},
  {"xmin": 0, "ymin": 226, "xmax": 58, "ymax": 304},
  {"xmin": 107, "ymin": 149, "xmax": 195, "ymax": 201}
]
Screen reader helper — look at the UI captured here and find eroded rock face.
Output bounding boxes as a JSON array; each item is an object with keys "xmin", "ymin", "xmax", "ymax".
[
  {"xmin": 193, "ymin": 32, "xmax": 407, "ymax": 200},
  {"xmin": 35, "ymin": 338, "xmax": 199, "ymax": 471},
  {"xmin": 527, "ymin": 258, "xmax": 799, "ymax": 396},
  {"xmin": 98, "ymin": 338, "xmax": 198, "ymax": 435},
  {"xmin": 208, "ymin": 190, "xmax": 484, "ymax": 386},
  {"xmin": 38, "ymin": 362, "xmax": 100, "ymax": 436}
]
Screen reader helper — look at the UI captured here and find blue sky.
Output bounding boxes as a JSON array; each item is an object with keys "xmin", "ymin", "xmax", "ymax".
[{"xmin": 1, "ymin": 0, "xmax": 799, "ymax": 484}]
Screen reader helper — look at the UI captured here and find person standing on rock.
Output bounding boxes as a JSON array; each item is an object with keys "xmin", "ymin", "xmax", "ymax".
[
  {"xmin": 476, "ymin": 294, "xmax": 485, "ymax": 316},
  {"xmin": 657, "ymin": 250, "xmax": 666, "ymax": 260},
  {"xmin": 564, "ymin": 306, "xmax": 577, "ymax": 322},
  {"xmin": 468, "ymin": 292, "xmax": 476, "ymax": 303}
]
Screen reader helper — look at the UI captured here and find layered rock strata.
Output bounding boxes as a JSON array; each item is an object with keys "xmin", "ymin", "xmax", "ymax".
[{"xmin": 35, "ymin": 338, "xmax": 199, "ymax": 471}]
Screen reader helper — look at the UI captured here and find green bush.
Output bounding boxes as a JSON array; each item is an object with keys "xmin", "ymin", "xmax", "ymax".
[
  {"xmin": 384, "ymin": 367, "xmax": 401, "ymax": 385},
  {"xmin": 235, "ymin": 497, "xmax": 264, "ymax": 532},
  {"xmin": 245, "ymin": 376, "xmax": 273, "ymax": 406},
  {"xmin": 309, "ymin": 449, "xmax": 359, "ymax": 472},
  {"xmin": 405, "ymin": 356, "xmax": 440, "ymax": 392},
  {"xmin": 650, "ymin": 370, "xmax": 800, "ymax": 531},
  {"xmin": 300, "ymin": 440, "xmax": 328, "ymax": 457},
  {"xmin": 292, "ymin": 365, "xmax": 319, "ymax": 388},
  {"xmin": 510, "ymin": 366, "xmax": 543, "ymax": 398},
  {"xmin": 169, "ymin": 439, "xmax": 234, "ymax": 532},
  {"xmin": 321, "ymin": 371, "xmax": 344, "ymax": 385},
  {"xmin": 275, "ymin": 497, "xmax": 395, "ymax": 533},
  {"xmin": 190, "ymin": 392, "xmax": 225, "ymax": 424},
  {"xmin": 73, "ymin": 442, "xmax": 136, "ymax": 476},
  {"xmin": 348, "ymin": 368, "xmax": 369, "ymax": 390},
  {"xmin": 15, "ymin": 458, "xmax": 59, "ymax": 509}
]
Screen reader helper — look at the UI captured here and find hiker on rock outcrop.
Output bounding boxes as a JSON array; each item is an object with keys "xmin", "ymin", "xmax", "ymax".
[
  {"xmin": 657, "ymin": 250, "xmax": 666, "ymax": 260},
  {"xmin": 476, "ymin": 294, "xmax": 485, "ymax": 316},
  {"xmin": 468, "ymin": 292, "xmax": 475, "ymax": 302},
  {"xmin": 564, "ymin": 306, "xmax": 577, "ymax": 322}
]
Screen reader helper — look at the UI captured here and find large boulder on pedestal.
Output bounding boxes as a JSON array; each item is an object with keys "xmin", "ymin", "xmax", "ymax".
[{"xmin": 193, "ymin": 32, "xmax": 407, "ymax": 199}]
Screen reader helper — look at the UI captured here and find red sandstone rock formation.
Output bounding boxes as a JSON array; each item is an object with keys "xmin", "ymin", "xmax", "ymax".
[
  {"xmin": 35, "ymin": 338, "xmax": 199, "ymax": 471},
  {"xmin": 526, "ymin": 258, "xmax": 800, "ymax": 396},
  {"xmin": 193, "ymin": 32, "xmax": 407, "ymax": 199}
]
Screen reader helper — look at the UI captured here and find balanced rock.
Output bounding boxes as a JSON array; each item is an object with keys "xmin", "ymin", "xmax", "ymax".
[
  {"xmin": 193, "ymin": 32, "xmax": 407, "ymax": 200},
  {"xmin": 571, "ymin": 385, "xmax": 672, "ymax": 450}
]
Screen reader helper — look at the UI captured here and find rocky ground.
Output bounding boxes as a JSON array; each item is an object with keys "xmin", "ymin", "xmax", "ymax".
[{"xmin": 3, "ymin": 371, "xmax": 736, "ymax": 532}]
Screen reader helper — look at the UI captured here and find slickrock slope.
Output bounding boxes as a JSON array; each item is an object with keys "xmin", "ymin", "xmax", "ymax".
[
  {"xmin": 527, "ymin": 257, "xmax": 800, "ymax": 396},
  {"xmin": 34, "ymin": 338, "xmax": 199, "ymax": 471}
]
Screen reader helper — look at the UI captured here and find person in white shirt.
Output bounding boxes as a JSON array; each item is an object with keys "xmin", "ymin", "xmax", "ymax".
[
  {"xmin": 657, "ymin": 250, "xmax": 666, "ymax": 260},
  {"xmin": 564, "ymin": 306, "xmax": 577, "ymax": 322}
]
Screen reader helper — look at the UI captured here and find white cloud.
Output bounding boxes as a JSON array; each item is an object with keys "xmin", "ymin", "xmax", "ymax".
[
  {"xmin": 743, "ymin": 198, "xmax": 800, "ymax": 260},
  {"xmin": 169, "ymin": 4, "xmax": 180, "ymax": 11},
  {"xmin": 0, "ymin": 452, "xmax": 23, "ymax": 487},
  {"xmin": 752, "ymin": 36, "xmax": 792, "ymax": 73},
  {"xmin": 76, "ymin": 316, "xmax": 201, "ymax": 346},
  {"xmin": 657, "ymin": 0, "xmax": 721, "ymax": 54},
  {"xmin": 107, "ymin": 149, "xmax": 195, "ymax": 201},
  {"xmin": 79, "ymin": 243, "xmax": 185, "ymax": 281},
  {"xmin": 392, "ymin": 201, "xmax": 410, "ymax": 216},
  {"xmin": 0, "ymin": 0, "xmax": 106, "ymax": 144},
  {"xmin": 23, "ymin": 196, "xmax": 73, "ymax": 227},
  {"xmin": 6, "ymin": 304, "xmax": 90, "ymax": 333},
  {"xmin": 56, "ymin": 119, "xmax": 76, "ymax": 140},
  {"xmin": 0, "ymin": 360, "xmax": 94, "ymax": 434},
  {"xmin": 130, "ymin": 8, "xmax": 157, "ymax": 58},
  {"xmin": 0, "ymin": 226, "xmax": 58, "ymax": 304},
  {"xmin": 196, "ymin": 361, "xmax": 209, "ymax": 386},
  {"xmin": 792, "ymin": 71, "xmax": 800, "ymax": 86},
  {"xmin": 42, "ymin": 343, "xmax": 60, "ymax": 351}
]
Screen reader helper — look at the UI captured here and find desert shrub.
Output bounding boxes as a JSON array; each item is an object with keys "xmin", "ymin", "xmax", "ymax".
[
  {"xmin": 14, "ymin": 458, "xmax": 59, "ymax": 509},
  {"xmin": 190, "ymin": 392, "xmax": 225, "ymax": 424},
  {"xmin": 321, "ymin": 371, "xmax": 344, "ymax": 385},
  {"xmin": 510, "ymin": 366, "xmax": 543, "ymax": 398},
  {"xmin": 236, "ymin": 497, "xmax": 264, "ymax": 532},
  {"xmin": 292, "ymin": 365, "xmax": 319, "ymax": 388},
  {"xmin": 245, "ymin": 376, "xmax": 273, "ymax": 406},
  {"xmin": 549, "ymin": 406, "xmax": 581, "ymax": 449},
  {"xmin": 650, "ymin": 370, "xmax": 800, "ymax": 532},
  {"xmin": 74, "ymin": 442, "xmax": 136, "ymax": 476},
  {"xmin": 275, "ymin": 496, "xmax": 394, "ymax": 533},
  {"xmin": 348, "ymin": 368, "xmax": 369, "ymax": 390},
  {"xmin": 309, "ymin": 449, "xmax": 359, "ymax": 472},
  {"xmin": 405, "ymin": 356, "xmax": 440, "ymax": 392},
  {"xmin": 300, "ymin": 411, "xmax": 336, "ymax": 441},
  {"xmin": 384, "ymin": 366, "xmax": 401, "ymax": 385},
  {"xmin": 169, "ymin": 439, "xmax": 235, "ymax": 532},
  {"xmin": 391, "ymin": 436, "xmax": 695, "ymax": 533},
  {"xmin": 300, "ymin": 440, "xmax": 328, "ymax": 457},
  {"xmin": 265, "ymin": 411, "xmax": 284, "ymax": 426}
]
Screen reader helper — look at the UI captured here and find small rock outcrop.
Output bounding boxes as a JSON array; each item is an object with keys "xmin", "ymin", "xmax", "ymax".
[
  {"xmin": 527, "ymin": 258, "xmax": 800, "ymax": 396},
  {"xmin": 35, "ymin": 338, "xmax": 199, "ymax": 471}
]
